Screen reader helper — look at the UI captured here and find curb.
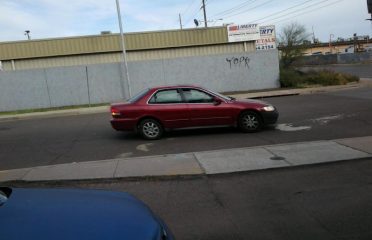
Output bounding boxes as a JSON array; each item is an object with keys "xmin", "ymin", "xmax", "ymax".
[
  {"xmin": 230, "ymin": 83, "xmax": 360, "ymax": 99},
  {"xmin": 0, "ymin": 106, "xmax": 108, "ymax": 122},
  {"xmin": 1, "ymin": 137, "xmax": 371, "ymax": 183}
]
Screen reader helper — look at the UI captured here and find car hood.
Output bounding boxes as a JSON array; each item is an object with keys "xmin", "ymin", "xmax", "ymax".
[{"xmin": 0, "ymin": 188, "xmax": 163, "ymax": 240}]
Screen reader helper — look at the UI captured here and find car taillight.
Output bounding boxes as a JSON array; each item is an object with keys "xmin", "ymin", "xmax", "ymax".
[{"xmin": 111, "ymin": 107, "xmax": 121, "ymax": 117}]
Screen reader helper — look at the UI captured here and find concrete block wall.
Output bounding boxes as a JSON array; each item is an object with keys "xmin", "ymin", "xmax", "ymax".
[
  {"xmin": 0, "ymin": 69, "xmax": 51, "ymax": 111},
  {"xmin": 297, "ymin": 52, "xmax": 372, "ymax": 66},
  {"xmin": 128, "ymin": 50, "xmax": 280, "ymax": 94},
  {"xmin": 0, "ymin": 50, "xmax": 280, "ymax": 112},
  {"xmin": 86, "ymin": 63, "xmax": 124, "ymax": 104},
  {"xmin": 337, "ymin": 52, "xmax": 372, "ymax": 64}
]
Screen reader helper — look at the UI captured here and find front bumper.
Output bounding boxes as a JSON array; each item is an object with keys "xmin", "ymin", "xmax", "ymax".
[{"xmin": 261, "ymin": 109, "xmax": 279, "ymax": 125}]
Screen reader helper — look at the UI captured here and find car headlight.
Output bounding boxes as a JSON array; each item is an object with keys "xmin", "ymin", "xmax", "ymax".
[{"xmin": 262, "ymin": 105, "xmax": 275, "ymax": 111}]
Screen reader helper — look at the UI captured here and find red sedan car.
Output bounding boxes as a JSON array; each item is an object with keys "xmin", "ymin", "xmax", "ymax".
[{"xmin": 110, "ymin": 85, "xmax": 278, "ymax": 140}]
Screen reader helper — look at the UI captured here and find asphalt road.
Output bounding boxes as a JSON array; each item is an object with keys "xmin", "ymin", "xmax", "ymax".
[
  {"xmin": 10, "ymin": 158, "xmax": 372, "ymax": 240},
  {"xmin": 1, "ymin": 87, "xmax": 372, "ymax": 170}
]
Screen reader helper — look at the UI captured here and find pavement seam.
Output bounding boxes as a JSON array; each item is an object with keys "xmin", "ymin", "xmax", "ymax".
[
  {"xmin": 112, "ymin": 159, "xmax": 120, "ymax": 178},
  {"xmin": 192, "ymin": 152, "xmax": 207, "ymax": 174},
  {"xmin": 332, "ymin": 140, "xmax": 372, "ymax": 155},
  {"xmin": 20, "ymin": 168, "xmax": 34, "ymax": 181}
]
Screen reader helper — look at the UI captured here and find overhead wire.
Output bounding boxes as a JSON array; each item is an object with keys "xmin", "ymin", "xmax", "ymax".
[
  {"xmin": 261, "ymin": 0, "xmax": 343, "ymax": 25},
  {"xmin": 184, "ymin": 3, "xmax": 204, "ymax": 26},
  {"xmin": 184, "ymin": 0, "xmax": 216, "ymax": 26},
  {"xmin": 221, "ymin": 0, "xmax": 275, "ymax": 19},
  {"xmin": 181, "ymin": 0, "xmax": 199, "ymax": 16},
  {"xmin": 211, "ymin": 0, "xmax": 258, "ymax": 18},
  {"xmin": 258, "ymin": 0, "xmax": 332, "ymax": 24},
  {"xmin": 181, "ymin": 0, "xmax": 344, "ymax": 28},
  {"xmin": 248, "ymin": 0, "xmax": 315, "ymax": 23},
  {"xmin": 205, "ymin": 0, "xmax": 213, "ymax": 6}
]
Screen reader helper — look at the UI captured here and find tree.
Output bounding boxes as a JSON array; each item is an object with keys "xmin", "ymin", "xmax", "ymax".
[{"xmin": 279, "ymin": 22, "xmax": 310, "ymax": 68}]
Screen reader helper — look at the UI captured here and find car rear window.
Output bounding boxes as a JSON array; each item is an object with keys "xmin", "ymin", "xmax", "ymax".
[{"xmin": 128, "ymin": 89, "xmax": 150, "ymax": 103}]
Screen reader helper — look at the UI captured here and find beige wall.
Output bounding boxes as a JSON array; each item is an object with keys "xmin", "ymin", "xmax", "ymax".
[
  {"xmin": 1, "ymin": 42, "xmax": 256, "ymax": 71},
  {"xmin": 0, "ymin": 27, "xmax": 228, "ymax": 61}
]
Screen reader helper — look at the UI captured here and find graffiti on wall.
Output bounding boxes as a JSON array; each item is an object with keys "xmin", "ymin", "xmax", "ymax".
[{"xmin": 226, "ymin": 56, "xmax": 250, "ymax": 69}]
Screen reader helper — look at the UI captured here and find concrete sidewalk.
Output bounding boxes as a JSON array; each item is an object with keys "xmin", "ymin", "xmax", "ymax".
[
  {"xmin": 0, "ymin": 105, "xmax": 109, "ymax": 122},
  {"xmin": 0, "ymin": 83, "xmax": 362, "ymax": 122},
  {"xmin": 1, "ymin": 136, "xmax": 371, "ymax": 182}
]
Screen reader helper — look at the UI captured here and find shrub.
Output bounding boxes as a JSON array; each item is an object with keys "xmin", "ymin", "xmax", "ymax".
[
  {"xmin": 279, "ymin": 68, "xmax": 304, "ymax": 88},
  {"xmin": 280, "ymin": 68, "xmax": 359, "ymax": 88}
]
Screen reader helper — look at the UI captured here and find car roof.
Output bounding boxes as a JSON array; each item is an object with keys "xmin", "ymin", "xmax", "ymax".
[
  {"xmin": 150, "ymin": 85, "xmax": 202, "ymax": 90},
  {"xmin": 0, "ymin": 188, "xmax": 161, "ymax": 240}
]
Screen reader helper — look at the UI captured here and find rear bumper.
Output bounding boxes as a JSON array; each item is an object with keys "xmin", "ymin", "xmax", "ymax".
[
  {"xmin": 110, "ymin": 118, "xmax": 137, "ymax": 131},
  {"xmin": 261, "ymin": 109, "xmax": 279, "ymax": 125}
]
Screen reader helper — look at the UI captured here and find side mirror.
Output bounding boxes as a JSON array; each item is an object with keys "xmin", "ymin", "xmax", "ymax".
[{"xmin": 213, "ymin": 97, "xmax": 222, "ymax": 106}]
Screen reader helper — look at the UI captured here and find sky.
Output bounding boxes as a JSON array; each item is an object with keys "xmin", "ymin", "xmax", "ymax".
[{"xmin": 0, "ymin": 0, "xmax": 371, "ymax": 42}]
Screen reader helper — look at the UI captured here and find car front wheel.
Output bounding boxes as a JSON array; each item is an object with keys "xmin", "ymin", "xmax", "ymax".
[
  {"xmin": 139, "ymin": 119, "xmax": 163, "ymax": 140},
  {"xmin": 238, "ymin": 111, "xmax": 263, "ymax": 133}
]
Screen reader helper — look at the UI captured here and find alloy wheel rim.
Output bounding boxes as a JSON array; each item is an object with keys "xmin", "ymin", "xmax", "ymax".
[
  {"xmin": 143, "ymin": 122, "xmax": 160, "ymax": 138},
  {"xmin": 243, "ymin": 114, "xmax": 259, "ymax": 129}
]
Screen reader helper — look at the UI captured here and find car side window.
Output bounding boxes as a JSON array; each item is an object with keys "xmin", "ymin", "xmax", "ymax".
[
  {"xmin": 149, "ymin": 89, "xmax": 183, "ymax": 104},
  {"xmin": 182, "ymin": 89, "xmax": 214, "ymax": 103}
]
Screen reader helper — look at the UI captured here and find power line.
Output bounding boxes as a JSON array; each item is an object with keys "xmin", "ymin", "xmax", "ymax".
[
  {"xmin": 273, "ymin": 0, "xmax": 344, "ymax": 25},
  {"xmin": 184, "ymin": 3, "xmax": 203, "ymax": 26},
  {"xmin": 259, "ymin": 0, "xmax": 332, "ymax": 24},
  {"xmin": 211, "ymin": 0, "xmax": 258, "ymax": 18},
  {"xmin": 248, "ymin": 0, "xmax": 315, "ymax": 23},
  {"xmin": 181, "ymin": 0, "xmax": 199, "ymax": 16},
  {"xmin": 268, "ymin": 0, "xmax": 344, "ymax": 25},
  {"xmin": 205, "ymin": 0, "xmax": 214, "ymax": 6},
  {"xmin": 221, "ymin": 0, "xmax": 275, "ymax": 19}
]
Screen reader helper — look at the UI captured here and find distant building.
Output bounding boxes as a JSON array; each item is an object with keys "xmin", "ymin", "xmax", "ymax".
[{"xmin": 301, "ymin": 37, "xmax": 371, "ymax": 55}]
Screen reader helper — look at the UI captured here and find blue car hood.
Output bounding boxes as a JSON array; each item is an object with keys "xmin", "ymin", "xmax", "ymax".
[{"xmin": 0, "ymin": 188, "xmax": 163, "ymax": 240}]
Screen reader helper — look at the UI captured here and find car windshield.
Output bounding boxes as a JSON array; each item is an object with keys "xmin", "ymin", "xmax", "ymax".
[
  {"xmin": 127, "ymin": 88, "xmax": 150, "ymax": 103},
  {"xmin": 206, "ymin": 89, "xmax": 232, "ymax": 101}
]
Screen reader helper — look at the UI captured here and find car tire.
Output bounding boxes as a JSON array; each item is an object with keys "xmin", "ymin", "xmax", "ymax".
[
  {"xmin": 139, "ymin": 118, "xmax": 163, "ymax": 140},
  {"xmin": 238, "ymin": 111, "xmax": 263, "ymax": 133}
]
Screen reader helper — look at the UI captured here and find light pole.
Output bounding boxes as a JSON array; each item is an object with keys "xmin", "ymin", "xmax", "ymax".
[
  {"xmin": 179, "ymin": 13, "xmax": 183, "ymax": 30},
  {"xmin": 329, "ymin": 34, "xmax": 334, "ymax": 54},
  {"xmin": 115, "ymin": 0, "xmax": 132, "ymax": 98}
]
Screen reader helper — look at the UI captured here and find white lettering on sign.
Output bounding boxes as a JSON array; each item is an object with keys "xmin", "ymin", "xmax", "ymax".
[{"xmin": 227, "ymin": 23, "xmax": 260, "ymax": 42}]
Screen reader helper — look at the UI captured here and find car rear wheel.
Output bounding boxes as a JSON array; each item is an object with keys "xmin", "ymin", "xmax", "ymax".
[
  {"xmin": 139, "ymin": 119, "xmax": 163, "ymax": 140},
  {"xmin": 238, "ymin": 111, "xmax": 263, "ymax": 133}
]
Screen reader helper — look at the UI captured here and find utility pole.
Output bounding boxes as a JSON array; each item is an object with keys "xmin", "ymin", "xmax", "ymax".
[
  {"xmin": 202, "ymin": 0, "xmax": 207, "ymax": 28},
  {"xmin": 115, "ymin": 0, "xmax": 132, "ymax": 98},
  {"xmin": 312, "ymin": 26, "xmax": 315, "ymax": 43},
  {"xmin": 179, "ymin": 13, "xmax": 183, "ymax": 30}
]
